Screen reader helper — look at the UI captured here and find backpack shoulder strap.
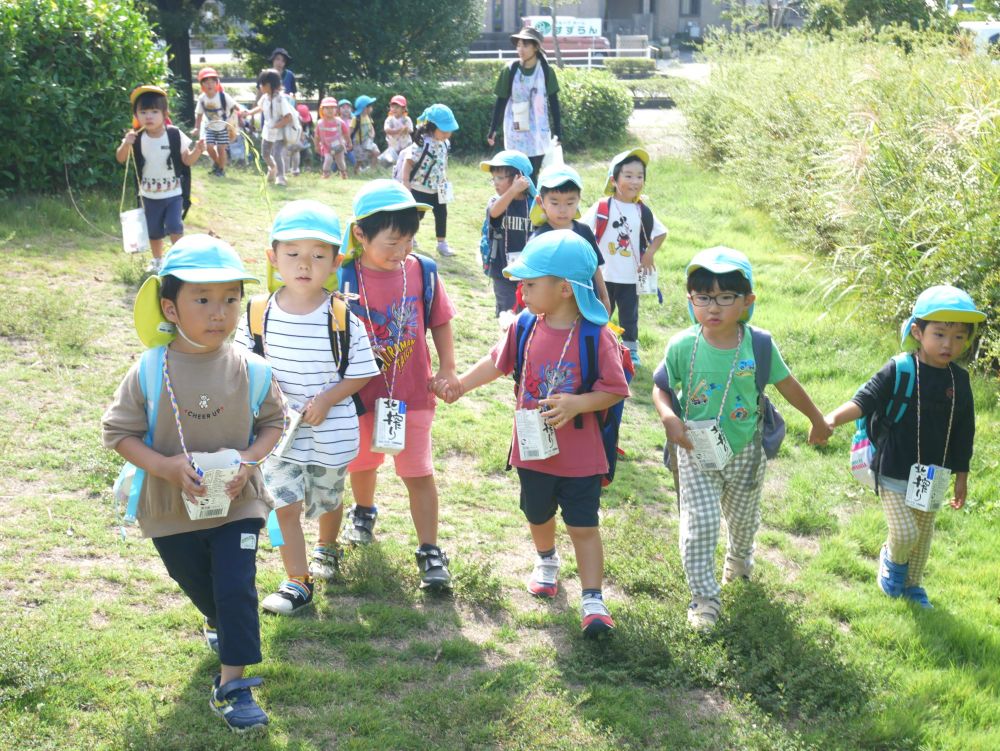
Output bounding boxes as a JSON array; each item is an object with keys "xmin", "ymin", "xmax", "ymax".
[
  {"xmin": 888, "ymin": 352, "xmax": 916, "ymax": 423},
  {"xmin": 409, "ymin": 141, "xmax": 432, "ymax": 181},
  {"xmin": 576, "ymin": 319, "xmax": 602, "ymax": 429},
  {"xmin": 245, "ymin": 352, "xmax": 272, "ymax": 418},
  {"xmin": 218, "ymin": 90, "xmax": 227, "ymax": 114},
  {"xmin": 638, "ymin": 200, "xmax": 654, "ymax": 253},
  {"xmin": 328, "ymin": 296, "xmax": 351, "ymax": 377},
  {"xmin": 339, "ymin": 259, "xmax": 358, "ymax": 296},
  {"xmin": 133, "ymin": 130, "xmax": 146, "ymax": 176},
  {"xmin": 412, "ymin": 253, "xmax": 438, "ymax": 328},
  {"xmin": 166, "ymin": 126, "xmax": 182, "ymax": 171},
  {"xmin": 749, "ymin": 326, "xmax": 773, "ymax": 397},
  {"xmin": 138, "ymin": 346, "xmax": 167, "ymax": 444},
  {"xmin": 512, "ymin": 311, "xmax": 537, "ymax": 388},
  {"xmin": 594, "ymin": 197, "xmax": 611, "ymax": 242},
  {"xmin": 246, "ymin": 293, "xmax": 271, "ymax": 357}
]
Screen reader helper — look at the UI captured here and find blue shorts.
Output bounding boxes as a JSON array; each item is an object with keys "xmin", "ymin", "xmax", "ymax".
[
  {"xmin": 143, "ymin": 194, "xmax": 184, "ymax": 240},
  {"xmin": 516, "ymin": 468, "xmax": 603, "ymax": 527}
]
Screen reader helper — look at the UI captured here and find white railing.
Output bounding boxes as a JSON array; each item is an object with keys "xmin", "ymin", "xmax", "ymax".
[{"xmin": 468, "ymin": 46, "xmax": 659, "ymax": 69}]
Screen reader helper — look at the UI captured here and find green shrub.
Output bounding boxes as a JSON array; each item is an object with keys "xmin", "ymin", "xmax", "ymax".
[
  {"xmin": 332, "ymin": 69, "xmax": 632, "ymax": 157},
  {"xmin": 447, "ymin": 59, "xmax": 509, "ymax": 82},
  {"xmin": 603, "ymin": 57, "xmax": 657, "ymax": 77},
  {"xmin": 679, "ymin": 27, "xmax": 1000, "ymax": 365},
  {"xmin": 192, "ymin": 60, "xmax": 255, "ymax": 80},
  {"xmin": 0, "ymin": 0, "xmax": 166, "ymax": 192}
]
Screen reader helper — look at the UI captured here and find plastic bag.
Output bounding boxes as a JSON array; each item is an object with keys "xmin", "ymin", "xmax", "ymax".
[
  {"xmin": 120, "ymin": 208, "xmax": 150, "ymax": 254},
  {"xmin": 540, "ymin": 136, "xmax": 563, "ymax": 171}
]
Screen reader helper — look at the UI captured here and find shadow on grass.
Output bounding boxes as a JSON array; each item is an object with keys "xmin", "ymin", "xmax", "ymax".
[{"xmin": 911, "ymin": 603, "xmax": 1000, "ymax": 690}]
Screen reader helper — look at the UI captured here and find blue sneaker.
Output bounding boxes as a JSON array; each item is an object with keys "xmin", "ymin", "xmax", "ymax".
[
  {"xmin": 878, "ymin": 545, "xmax": 908, "ymax": 598},
  {"xmin": 902, "ymin": 586, "xmax": 933, "ymax": 609},
  {"xmin": 210, "ymin": 676, "xmax": 269, "ymax": 732}
]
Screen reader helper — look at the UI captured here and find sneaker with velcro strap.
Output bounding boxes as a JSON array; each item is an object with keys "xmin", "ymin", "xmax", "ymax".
[
  {"xmin": 581, "ymin": 594, "xmax": 615, "ymax": 637},
  {"xmin": 343, "ymin": 505, "xmax": 378, "ymax": 545},
  {"xmin": 527, "ymin": 553, "xmax": 561, "ymax": 598},
  {"xmin": 687, "ymin": 596, "xmax": 721, "ymax": 630},
  {"xmin": 210, "ymin": 675, "xmax": 269, "ymax": 732},
  {"xmin": 261, "ymin": 577, "xmax": 314, "ymax": 615},
  {"xmin": 415, "ymin": 544, "xmax": 452, "ymax": 590},
  {"xmin": 308, "ymin": 543, "xmax": 344, "ymax": 580},
  {"xmin": 203, "ymin": 617, "xmax": 220, "ymax": 655}
]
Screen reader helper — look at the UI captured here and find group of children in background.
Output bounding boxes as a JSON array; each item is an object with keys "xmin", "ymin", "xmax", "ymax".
[{"xmin": 109, "ymin": 79, "xmax": 985, "ymax": 734}]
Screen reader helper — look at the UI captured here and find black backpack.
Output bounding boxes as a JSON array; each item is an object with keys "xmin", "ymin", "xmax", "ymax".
[{"xmin": 133, "ymin": 126, "xmax": 192, "ymax": 218}]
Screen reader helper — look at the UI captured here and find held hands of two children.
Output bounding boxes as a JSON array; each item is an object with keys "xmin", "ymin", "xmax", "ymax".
[
  {"xmin": 429, "ymin": 370, "xmax": 463, "ymax": 404},
  {"xmin": 807, "ymin": 419, "xmax": 833, "ymax": 446}
]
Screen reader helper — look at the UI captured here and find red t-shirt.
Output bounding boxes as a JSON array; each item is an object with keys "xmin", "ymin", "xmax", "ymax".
[
  {"xmin": 491, "ymin": 317, "xmax": 630, "ymax": 477},
  {"xmin": 350, "ymin": 255, "xmax": 457, "ymax": 411}
]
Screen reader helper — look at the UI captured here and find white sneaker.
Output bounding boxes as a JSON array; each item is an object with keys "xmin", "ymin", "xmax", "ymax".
[
  {"xmin": 581, "ymin": 594, "xmax": 615, "ymax": 637},
  {"xmin": 146, "ymin": 257, "xmax": 162, "ymax": 273},
  {"xmin": 436, "ymin": 241, "xmax": 455, "ymax": 257},
  {"xmin": 527, "ymin": 553, "xmax": 561, "ymax": 598},
  {"xmin": 687, "ymin": 596, "xmax": 721, "ymax": 630}
]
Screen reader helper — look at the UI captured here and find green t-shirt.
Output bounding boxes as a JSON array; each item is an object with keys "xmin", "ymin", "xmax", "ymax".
[
  {"xmin": 663, "ymin": 325, "xmax": 790, "ymax": 454},
  {"xmin": 495, "ymin": 61, "xmax": 560, "ymax": 98}
]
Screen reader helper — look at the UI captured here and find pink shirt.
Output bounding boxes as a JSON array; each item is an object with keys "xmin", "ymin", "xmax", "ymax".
[
  {"xmin": 350, "ymin": 254, "xmax": 457, "ymax": 412},
  {"xmin": 492, "ymin": 317, "xmax": 630, "ymax": 477},
  {"xmin": 316, "ymin": 117, "xmax": 349, "ymax": 155}
]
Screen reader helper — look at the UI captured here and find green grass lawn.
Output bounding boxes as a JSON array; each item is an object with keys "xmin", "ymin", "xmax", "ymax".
[{"xmin": 1, "ymin": 146, "xmax": 998, "ymax": 751}]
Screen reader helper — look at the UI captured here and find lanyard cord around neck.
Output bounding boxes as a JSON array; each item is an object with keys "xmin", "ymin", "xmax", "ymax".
[
  {"xmin": 518, "ymin": 316, "xmax": 578, "ymax": 409},
  {"xmin": 162, "ymin": 349, "xmax": 288, "ymax": 472},
  {"xmin": 683, "ymin": 324, "xmax": 745, "ymax": 423},
  {"xmin": 915, "ymin": 356, "xmax": 956, "ymax": 467},
  {"xmin": 356, "ymin": 259, "xmax": 407, "ymax": 400}
]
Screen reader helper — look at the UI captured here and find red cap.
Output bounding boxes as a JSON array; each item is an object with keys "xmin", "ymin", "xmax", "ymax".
[
  {"xmin": 296, "ymin": 103, "xmax": 312, "ymax": 123},
  {"xmin": 197, "ymin": 67, "xmax": 219, "ymax": 82},
  {"xmin": 390, "ymin": 95, "xmax": 407, "ymax": 108}
]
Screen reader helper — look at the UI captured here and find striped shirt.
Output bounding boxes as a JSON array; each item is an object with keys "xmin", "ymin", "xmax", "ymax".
[{"xmin": 235, "ymin": 294, "xmax": 380, "ymax": 468}]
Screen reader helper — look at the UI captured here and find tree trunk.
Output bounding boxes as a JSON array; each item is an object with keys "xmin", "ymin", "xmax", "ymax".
[
  {"xmin": 155, "ymin": 1, "xmax": 205, "ymax": 128},
  {"xmin": 550, "ymin": 7, "xmax": 564, "ymax": 69}
]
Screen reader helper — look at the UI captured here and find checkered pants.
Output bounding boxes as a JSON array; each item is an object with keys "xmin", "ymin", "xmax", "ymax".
[
  {"xmin": 677, "ymin": 438, "xmax": 766, "ymax": 598},
  {"xmin": 880, "ymin": 486, "xmax": 937, "ymax": 587}
]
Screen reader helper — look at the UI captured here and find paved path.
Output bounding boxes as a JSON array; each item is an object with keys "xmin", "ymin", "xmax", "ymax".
[{"xmin": 628, "ymin": 107, "xmax": 692, "ymax": 159}]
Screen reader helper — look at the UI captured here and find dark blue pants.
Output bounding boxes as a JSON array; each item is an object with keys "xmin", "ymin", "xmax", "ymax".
[
  {"xmin": 607, "ymin": 281, "xmax": 639, "ymax": 342},
  {"xmin": 153, "ymin": 518, "xmax": 263, "ymax": 667}
]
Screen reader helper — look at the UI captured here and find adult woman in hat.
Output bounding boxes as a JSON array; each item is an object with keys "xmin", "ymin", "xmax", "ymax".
[
  {"xmin": 487, "ymin": 27, "xmax": 562, "ymax": 185},
  {"xmin": 268, "ymin": 47, "xmax": 297, "ymax": 100}
]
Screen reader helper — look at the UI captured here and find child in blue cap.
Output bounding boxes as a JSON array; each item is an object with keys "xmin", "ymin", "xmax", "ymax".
[
  {"xmin": 102, "ymin": 235, "xmax": 286, "ymax": 731},
  {"xmin": 350, "ymin": 95, "xmax": 380, "ymax": 172},
  {"xmin": 480, "ymin": 149, "xmax": 535, "ymax": 316},
  {"xmin": 233, "ymin": 200, "xmax": 379, "ymax": 615},
  {"xmin": 651, "ymin": 247, "xmax": 830, "ymax": 630},
  {"xmin": 825, "ymin": 285, "xmax": 984, "ymax": 609},
  {"xmin": 441, "ymin": 229, "xmax": 630, "ymax": 637},
  {"xmin": 401, "ymin": 104, "xmax": 460, "ymax": 257},
  {"xmin": 339, "ymin": 180, "xmax": 461, "ymax": 590}
]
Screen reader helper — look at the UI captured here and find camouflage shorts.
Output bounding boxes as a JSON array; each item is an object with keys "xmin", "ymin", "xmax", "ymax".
[{"xmin": 262, "ymin": 458, "xmax": 348, "ymax": 520}]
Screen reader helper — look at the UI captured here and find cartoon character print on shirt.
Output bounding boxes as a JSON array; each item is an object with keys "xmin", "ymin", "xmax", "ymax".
[
  {"xmin": 687, "ymin": 377, "xmax": 721, "ymax": 408},
  {"xmin": 522, "ymin": 357, "xmax": 577, "ymax": 408},
  {"xmin": 355, "ymin": 293, "xmax": 419, "ymax": 376},
  {"xmin": 728, "ymin": 395, "xmax": 751, "ymax": 422},
  {"xmin": 606, "ymin": 214, "xmax": 634, "ymax": 258}
]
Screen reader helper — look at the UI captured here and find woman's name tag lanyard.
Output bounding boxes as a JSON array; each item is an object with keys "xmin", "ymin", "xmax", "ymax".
[
  {"xmin": 514, "ymin": 315, "xmax": 577, "ymax": 461},
  {"xmin": 358, "ymin": 259, "xmax": 408, "ymax": 454},
  {"xmin": 162, "ymin": 349, "xmax": 288, "ymax": 519},
  {"xmin": 905, "ymin": 357, "xmax": 955, "ymax": 512},
  {"xmin": 682, "ymin": 324, "xmax": 743, "ymax": 471}
]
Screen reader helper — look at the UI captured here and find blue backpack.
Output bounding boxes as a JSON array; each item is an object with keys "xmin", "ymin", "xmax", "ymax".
[
  {"xmin": 511, "ymin": 311, "xmax": 634, "ymax": 485},
  {"xmin": 339, "ymin": 254, "xmax": 438, "ymax": 328},
  {"xmin": 113, "ymin": 346, "xmax": 284, "ymax": 544},
  {"xmin": 851, "ymin": 352, "xmax": 916, "ymax": 488}
]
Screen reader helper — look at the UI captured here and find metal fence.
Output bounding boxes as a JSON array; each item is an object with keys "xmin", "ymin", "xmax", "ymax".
[{"xmin": 468, "ymin": 46, "xmax": 659, "ymax": 69}]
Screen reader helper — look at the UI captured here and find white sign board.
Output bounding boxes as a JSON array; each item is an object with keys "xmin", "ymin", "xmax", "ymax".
[{"xmin": 523, "ymin": 16, "xmax": 603, "ymax": 38}]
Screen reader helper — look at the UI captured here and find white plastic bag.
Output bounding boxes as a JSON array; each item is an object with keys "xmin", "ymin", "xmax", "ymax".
[
  {"xmin": 540, "ymin": 136, "xmax": 563, "ymax": 172},
  {"xmin": 120, "ymin": 208, "xmax": 150, "ymax": 254}
]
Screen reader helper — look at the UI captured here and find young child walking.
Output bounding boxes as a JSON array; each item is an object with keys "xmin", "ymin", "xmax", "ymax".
[
  {"xmin": 651, "ymin": 247, "xmax": 830, "ymax": 630},
  {"xmin": 582, "ymin": 148, "xmax": 667, "ymax": 366},
  {"xmin": 481, "ymin": 150, "xmax": 535, "ymax": 317},
  {"xmin": 234, "ymin": 201, "xmax": 379, "ymax": 615},
  {"xmin": 247, "ymin": 69, "xmax": 295, "ymax": 186},
  {"xmin": 315, "ymin": 97, "xmax": 351, "ymax": 179},
  {"xmin": 440, "ymin": 230, "xmax": 630, "ymax": 636},
  {"xmin": 350, "ymin": 95, "xmax": 380, "ymax": 173},
  {"xmin": 194, "ymin": 68, "xmax": 238, "ymax": 177},
  {"xmin": 116, "ymin": 85, "xmax": 205, "ymax": 272},
  {"xmin": 824, "ymin": 285, "xmax": 983, "ymax": 609},
  {"xmin": 401, "ymin": 104, "xmax": 460, "ymax": 258},
  {"xmin": 339, "ymin": 179, "xmax": 461, "ymax": 590},
  {"xmin": 532, "ymin": 164, "xmax": 611, "ymax": 313},
  {"xmin": 102, "ymin": 235, "xmax": 285, "ymax": 731},
  {"xmin": 381, "ymin": 94, "xmax": 414, "ymax": 165}
]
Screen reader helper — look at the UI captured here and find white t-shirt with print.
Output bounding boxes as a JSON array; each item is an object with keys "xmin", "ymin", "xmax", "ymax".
[
  {"xmin": 258, "ymin": 93, "xmax": 295, "ymax": 142},
  {"xmin": 234, "ymin": 294, "xmax": 380, "ymax": 468},
  {"xmin": 581, "ymin": 198, "xmax": 667, "ymax": 284},
  {"xmin": 138, "ymin": 128, "xmax": 192, "ymax": 200},
  {"xmin": 196, "ymin": 92, "xmax": 237, "ymax": 133}
]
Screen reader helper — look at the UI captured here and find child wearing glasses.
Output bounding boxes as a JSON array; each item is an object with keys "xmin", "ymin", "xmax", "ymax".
[{"xmin": 650, "ymin": 247, "xmax": 830, "ymax": 630}]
